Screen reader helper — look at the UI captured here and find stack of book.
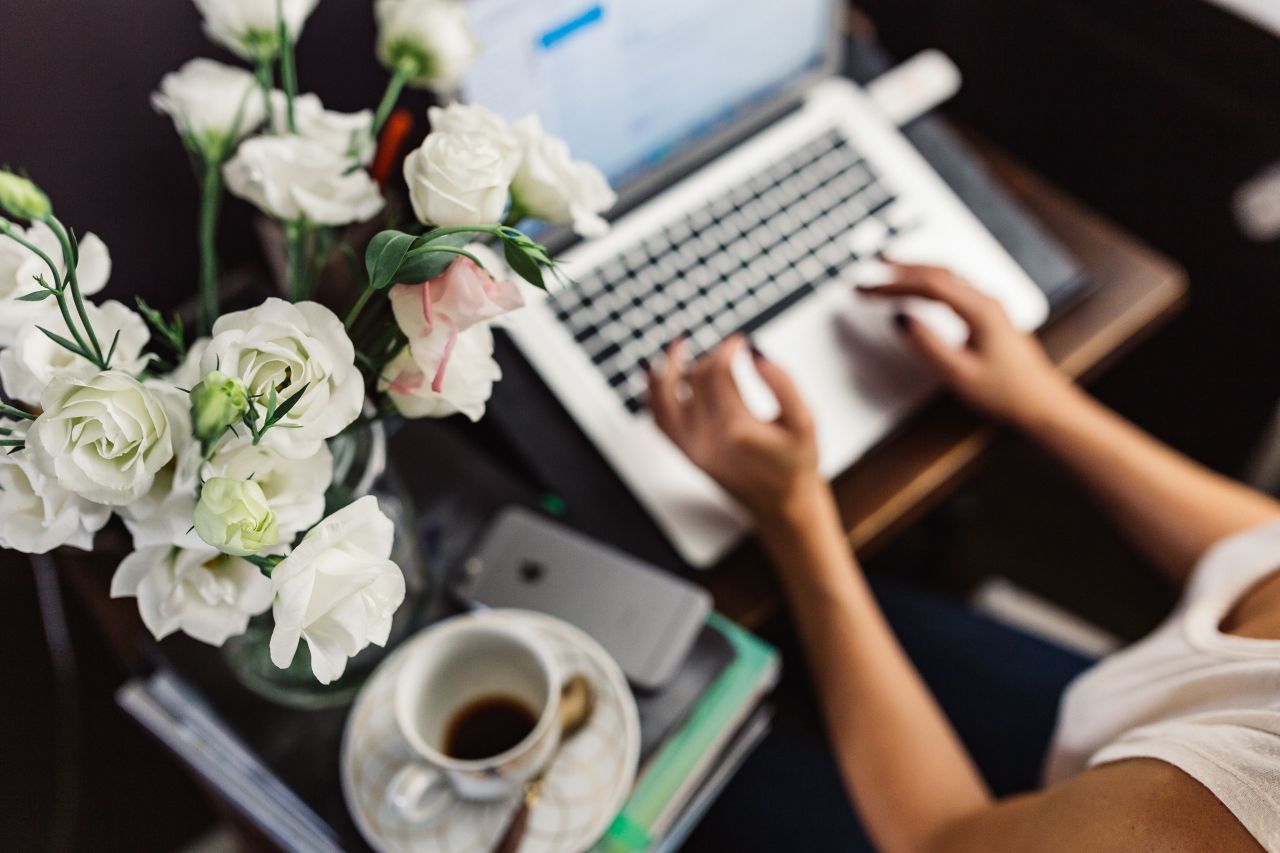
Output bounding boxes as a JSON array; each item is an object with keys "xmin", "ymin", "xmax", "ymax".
[{"xmin": 118, "ymin": 611, "xmax": 778, "ymax": 852}]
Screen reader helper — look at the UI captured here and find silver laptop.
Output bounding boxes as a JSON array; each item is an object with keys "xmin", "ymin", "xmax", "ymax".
[{"xmin": 462, "ymin": 0, "xmax": 1049, "ymax": 567}]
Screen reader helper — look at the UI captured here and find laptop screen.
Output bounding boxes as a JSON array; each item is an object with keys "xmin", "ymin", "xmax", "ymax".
[{"xmin": 460, "ymin": 0, "xmax": 833, "ymax": 190}]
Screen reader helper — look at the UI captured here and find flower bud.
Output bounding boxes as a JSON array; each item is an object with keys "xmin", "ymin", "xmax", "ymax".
[
  {"xmin": 190, "ymin": 370, "xmax": 249, "ymax": 449},
  {"xmin": 0, "ymin": 171, "xmax": 52, "ymax": 221},
  {"xmin": 194, "ymin": 477, "xmax": 279, "ymax": 556}
]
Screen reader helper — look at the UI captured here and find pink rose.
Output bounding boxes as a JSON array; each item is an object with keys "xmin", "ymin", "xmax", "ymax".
[{"xmin": 388, "ymin": 257, "xmax": 523, "ymax": 392}]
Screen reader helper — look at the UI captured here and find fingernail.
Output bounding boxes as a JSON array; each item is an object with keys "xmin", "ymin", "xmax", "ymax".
[
  {"xmin": 893, "ymin": 312, "xmax": 911, "ymax": 330},
  {"xmin": 749, "ymin": 342, "xmax": 767, "ymax": 362},
  {"xmin": 639, "ymin": 356, "xmax": 650, "ymax": 373}
]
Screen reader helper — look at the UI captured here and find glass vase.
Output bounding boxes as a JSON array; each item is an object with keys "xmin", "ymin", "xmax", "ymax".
[{"xmin": 221, "ymin": 418, "xmax": 428, "ymax": 709}]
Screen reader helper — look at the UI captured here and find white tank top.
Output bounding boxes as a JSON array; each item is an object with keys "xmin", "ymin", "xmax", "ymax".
[{"xmin": 1043, "ymin": 518, "xmax": 1280, "ymax": 850}]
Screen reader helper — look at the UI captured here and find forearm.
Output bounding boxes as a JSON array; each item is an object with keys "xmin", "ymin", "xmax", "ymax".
[
  {"xmin": 1019, "ymin": 384, "xmax": 1280, "ymax": 584},
  {"xmin": 759, "ymin": 487, "xmax": 992, "ymax": 852}
]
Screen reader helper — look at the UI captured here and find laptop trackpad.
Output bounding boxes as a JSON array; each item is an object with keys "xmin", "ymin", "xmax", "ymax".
[{"xmin": 753, "ymin": 285, "xmax": 936, "ymax": 475}]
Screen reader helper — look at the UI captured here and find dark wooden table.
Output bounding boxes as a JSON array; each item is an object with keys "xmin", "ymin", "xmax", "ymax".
[{"xmin": 703, "ymin": 143, "xmax": 1189, "ymax": 628}]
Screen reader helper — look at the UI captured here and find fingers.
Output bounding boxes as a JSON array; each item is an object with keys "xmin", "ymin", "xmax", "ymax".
[
  {"xmin": 648, "ymin": 338, "xmax": 689, "ymax": 443},
  {"xmin": 896, "ymin": 313, "xmax": 976, "ymax": 382},
  {"xmin": 688, "ymin": 336, "xmax": 751, "ymax": 422},
  {"xmin": 856, "ymin": 263, "xmax": 1003, "ymax": 339},
  {"xmin": 750, "ymin": 347, "xmax": 813, "ymax": 433}
]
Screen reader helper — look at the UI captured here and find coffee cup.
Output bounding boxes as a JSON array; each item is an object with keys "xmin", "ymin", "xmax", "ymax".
[{"xmin": 389, "ymin": 614, "xmax": 562, "ymax": 823}]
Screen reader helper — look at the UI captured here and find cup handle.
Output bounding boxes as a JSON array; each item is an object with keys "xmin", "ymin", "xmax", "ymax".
[{"xmin": 389, "ymin": 763, "xmax": 452, "ymax": 824}]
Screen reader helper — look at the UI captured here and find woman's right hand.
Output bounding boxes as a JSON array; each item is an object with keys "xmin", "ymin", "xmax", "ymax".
[{"xmin": 859, "ymin": 263, "xmax": 1076, "ymax": 428}]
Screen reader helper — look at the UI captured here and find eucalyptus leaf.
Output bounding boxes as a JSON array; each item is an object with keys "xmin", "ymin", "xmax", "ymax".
[
  {"xmin": 503, "ymin": 240, "xmax": 545, "ymax": 290},
  {"xmin": 365, "ymin": 230, "xmax": 417, "ymax": 291}
]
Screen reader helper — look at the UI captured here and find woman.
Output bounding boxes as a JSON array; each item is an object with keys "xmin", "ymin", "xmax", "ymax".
[{"xmin": 649, "ymin": 263, "xmax": 1280, "ymax": 851}]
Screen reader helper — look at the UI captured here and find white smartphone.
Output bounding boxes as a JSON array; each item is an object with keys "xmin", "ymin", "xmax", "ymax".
[{"xmin": 453, "ymin": 507, "xmax": 712, "ymax": 691}]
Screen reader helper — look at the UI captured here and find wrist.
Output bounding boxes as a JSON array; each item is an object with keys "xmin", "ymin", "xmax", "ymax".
[
  {"xmin": 1007, "ymin": 374, "xmax": 1088, "ymax": 435},
  {"xmin": 754, "ymin": 478, "xmax": 842, "ymax": 552}
]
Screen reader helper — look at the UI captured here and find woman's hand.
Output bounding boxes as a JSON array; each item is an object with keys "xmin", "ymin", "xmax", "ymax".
[
  {"xmin": 648, "ymin": 335, "xmax": 824, "ymax": 524},
  {"xmin": 859, "ymin": 263, "xmax": 1075, "ymax": 428}
]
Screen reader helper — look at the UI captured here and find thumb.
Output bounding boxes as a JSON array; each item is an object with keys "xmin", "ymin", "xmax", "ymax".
[
  {"xmin": 751, "ymin": 348, "xmax": 813, "ymax": 432},
  {"xmin": 897, "ymin": 313, "xmax": 975, "ymax": 383}
]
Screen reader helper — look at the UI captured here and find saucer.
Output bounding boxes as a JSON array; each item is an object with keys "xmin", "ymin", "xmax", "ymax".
[{"xmin": 341, "ymin": 609, "xmax": 641, "ymax": 853}]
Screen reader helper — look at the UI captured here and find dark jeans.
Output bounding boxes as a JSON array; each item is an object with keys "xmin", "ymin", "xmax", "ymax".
[{"xmin": 685, "ymin": 581, "xmax": 1095, "ymax": 851}]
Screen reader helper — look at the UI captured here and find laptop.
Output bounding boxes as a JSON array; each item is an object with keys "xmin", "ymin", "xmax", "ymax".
[{"xmin": 461, "ymin": 0, "xmax": 1050, "ymax": 567}]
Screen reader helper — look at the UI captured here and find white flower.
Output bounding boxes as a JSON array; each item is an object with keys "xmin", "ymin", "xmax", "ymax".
[
  {"xmin": 117, "ymin": 382, "xmax": 205, "ymax": 551},
  {"xmin": 223, "ymin": 135, "xmax": 384, "ymax": 226},
  {"xmin": 0, "ymin": 300, "xmax": 151, "ymax": 406},
  {"xmin": 380, "ymin": 325, "xmax": 500, "ymax": 421},
  {"xmin": 202, "ymin": 298, "xmax": 363, "ymax": 458},
  {"xmin": 194, "ymin": 477, "xmax": 279, "ymax": 556},
  {"xmin": 403, "ymin": 131, "xmax": 519, "ymax": 227},
  {"xmin": 204, "ymin": 433, "xmax": 331, "ymax": 542},
  {"xmin": 111, "ymin": 546, "xmax": 273, "ymax": 646},
  {"xmin": 269, "ymin": 91, "xmax": 374, "ymax": 165},
  {"xmin": 512, "ymin": 116, "xmax": 616, "ymax": 237},
  {"xmin": 427, "ymin": 103, "xmax": 520, "ymax": 156},
  {"xmin": 193, "ymin": 0, "xmax": 320, "ymax": 59},
  {"xmin": 152, "ymin": 58, "xmax": 266, "ymax": 156},
  {"xmin": 269, "ymin": 497, "xmax": 406, "ymax": 684},
  {"xmin": 0, "ymin": 221, "xmax": 110, "ymax": 347},
  {"xmin": 27, "ymin": 371, "xmax": 174, "ymax": 506},
  {"xmin": 0, "ymin": 419, "xmax": 110, "ymax": 553},
  {"xmin": 166, "ymin": 338, "xmax": 212, "ymax": 390},
  {"xmin": 375, "ymin": 0, "xmax": 478, "ymax": 92}
]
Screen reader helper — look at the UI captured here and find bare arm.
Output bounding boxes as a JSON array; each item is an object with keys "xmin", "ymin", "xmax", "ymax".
[
  {"xmin": 647, "ymin": 331, "xmax": 1262, "ymax": 851},
  {"xmin": 862, "ymin": 265, "xmax": 1280, "ymax": 584}
]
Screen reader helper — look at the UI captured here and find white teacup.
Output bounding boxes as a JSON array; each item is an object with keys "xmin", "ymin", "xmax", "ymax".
[{"xmin": 389, "ymin": 614, "xmax": 562, "ymax": 823}]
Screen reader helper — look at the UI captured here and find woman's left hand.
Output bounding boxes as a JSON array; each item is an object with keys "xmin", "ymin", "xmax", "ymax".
[{"xmin": 648, "ymin": 335, "xmax": 823, "ymax": 522}]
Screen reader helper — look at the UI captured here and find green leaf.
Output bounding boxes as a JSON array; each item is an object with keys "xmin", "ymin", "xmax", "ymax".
[
  {"xmin": 35, "ymin": 325, "xmax": 92, "ymax": 360},
  {"xmin": 503, "ymin": 239, "xmax": 545, "ymax": 290},
  {"xmin": 392, "ymin": 232, "xmax": 475, "ymax": 284},
  {"xmin": 16, "ymin": 290, "xmax": 53, "ymax": 302},
  {"xmin": 105, "ymin": 328, "xmax": 121, "ymax": 366},
  {"xmin": 265, "ymin": 382, "xmax": 308, "ymax": 427},
  {"xmin": 67, "ymin": 226, "xmax": 79, "ymax": 267},
  {"xmin": 365, "ymin": 230, "xmax": 417, "ymax": 291}
]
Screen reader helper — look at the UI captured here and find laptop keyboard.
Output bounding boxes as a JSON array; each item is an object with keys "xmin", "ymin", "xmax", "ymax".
[{"xmin": 548, "ymin": 128, "xmax": 918, "ymax": 414}]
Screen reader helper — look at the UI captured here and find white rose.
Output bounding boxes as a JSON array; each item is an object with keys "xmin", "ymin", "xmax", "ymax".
[
  {"xmin": 0, "ymin": 419, "xmax": 110, "ymax": 553},
  {"xmin": 204, "ymin": 433, "xmax": 332, "ymax": 542},
  {"xmin": 0, "ymin": 221, "xmax": 110, "ymax": 347},
  {"xmin": 27, "ymin": 371, "xmax": 174, "ymax": 506},
  {"xmin": 193, "ymin": 0, "xmax": 320, "ymax": 59},
  {"xmin": 269, "ymin": 496, "xmax": 406, "ymax": 684},
  {"xmin": 223, "ymin": 135, "xmax": 384, "ymax": 226},
  {"xmin": 379, "ymin": 325, "xmax": 500, "ymax": 421},
  {"xmin": 165, "ymin": 338, "xmax": 212, "ymax": 390},
  {"xmin": 194, "ymin": 477, "xmax": 280, "ymax": 556},
  {"xmin": 512, "ymin": 116, "xmax": 616, "ymax": 237},
  {"xmin": 202, "ymin": 298, "xmax": 363, "ymax": 458},
  {"xmin": 427, "ymin": 103, "xmax": 520, "ymax": 157},
  {"xmin": 269, "ymin": 91, "xmax": 374, "ymax": 165},
  {"xmin": 111, "ymin": 546, "xmax": 273, "ymax": 646},
  {"xmin": 152, "ymin": 58, "xmax": 266, "ymax": 155},
  {"xmin": 403, "ymin": 131, "xmax": 519, "ymax": 227},
  {"xmin": 0, "ymin": 300, "xmax": 151, "ymax": 406},
  {"xmin": 117, "ymin": 382, "xmax": 205, "ymax": 551},
  {"xmin": 375, "ymin": 0, "xmax": 478, "ymax": 92}
]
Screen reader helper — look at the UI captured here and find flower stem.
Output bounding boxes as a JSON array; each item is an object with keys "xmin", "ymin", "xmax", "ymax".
[
  {"xmin": 344, "ymin": 285, "xmax": 376, "ymax": 331},
  {"xmin": 276, "ymin": 0, "xmax": 298, "ymax": 133},
  {"xmin": 372, "ymin": 64, "xmax": 411, "ymax": 139},
  {"xmin": 255, "ymin": 53, "xmax": 276, "ymax": 129},
  {"xmin": 286, "ymin": 220, "xmax": 312, "ymax": 301},
  {"xmin": 197, "ymin": 157, "xmax": 223, "ymax": 335},
  {"xmin": 46, "ymin": 216, "xmax": 105, "ymax": 366}
]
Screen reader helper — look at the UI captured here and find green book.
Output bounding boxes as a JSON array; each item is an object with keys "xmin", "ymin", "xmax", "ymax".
[{"xmin": 596, "ymin": 613, "xmax": 781, "ymax": 852}]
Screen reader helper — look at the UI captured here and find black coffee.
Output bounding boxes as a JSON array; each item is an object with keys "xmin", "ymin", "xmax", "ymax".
[{"xmin": 444, "ymin": 696, "xmax": 538, "ymax": 761}]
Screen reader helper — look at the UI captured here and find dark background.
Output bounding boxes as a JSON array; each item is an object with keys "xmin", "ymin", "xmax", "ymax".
[{"xmin": 2, "ymin": 0, "xmax": 1279, "ymax": 849}]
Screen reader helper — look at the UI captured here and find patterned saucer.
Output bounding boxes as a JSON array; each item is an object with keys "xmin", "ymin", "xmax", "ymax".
[{"xmin": 341, "ymin": 609, "xmax": 640, "ymax": 853}]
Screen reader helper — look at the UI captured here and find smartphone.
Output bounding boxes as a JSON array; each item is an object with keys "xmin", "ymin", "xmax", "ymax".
[{"xmin": 453, "ymin": 507, "xmax": 712, "ymax": 691}]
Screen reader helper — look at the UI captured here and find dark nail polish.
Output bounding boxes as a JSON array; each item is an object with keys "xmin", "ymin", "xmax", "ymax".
[
  {"xmin": 893, "ymin": 312, "xmax": 910, "ymax": 330},
  {"xmin": 749, "ymin": 342, "xmax": 767, "ymax": 362}
]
